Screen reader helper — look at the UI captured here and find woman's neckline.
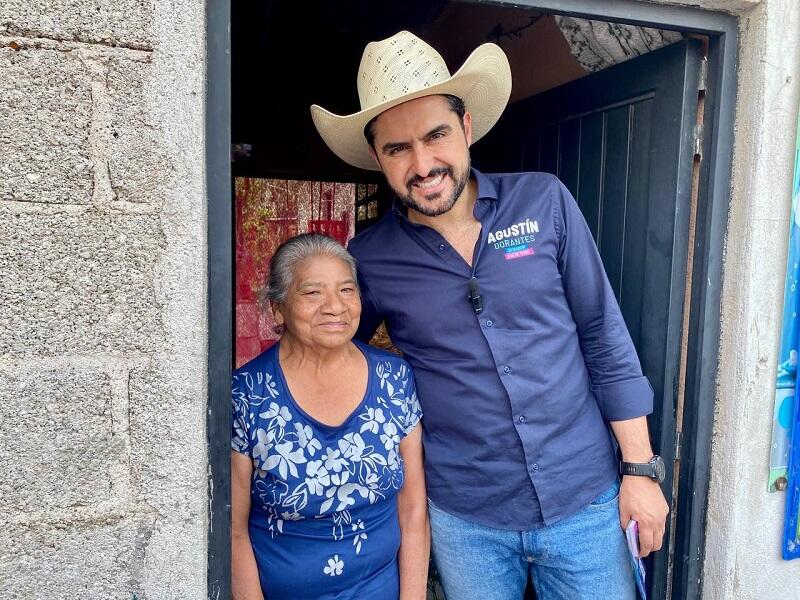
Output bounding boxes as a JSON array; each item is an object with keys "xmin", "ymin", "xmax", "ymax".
[{"xmin": 274, "ymin": 339, "xmax": 372, "ymax": 430}]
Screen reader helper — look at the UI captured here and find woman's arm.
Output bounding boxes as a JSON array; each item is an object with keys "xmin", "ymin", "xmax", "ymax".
[
  {"xmin": 231, "ymin": 452, "xmax": 265, "ymax": 600},
  {"xmin": 396, "ymin": 425, "xmax": 429, "ymax": 600}
]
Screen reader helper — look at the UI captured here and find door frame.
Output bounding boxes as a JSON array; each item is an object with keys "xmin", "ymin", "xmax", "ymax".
[{"xmin": 206, "ymin": 2, "xmax": 738, "ymax": 598}]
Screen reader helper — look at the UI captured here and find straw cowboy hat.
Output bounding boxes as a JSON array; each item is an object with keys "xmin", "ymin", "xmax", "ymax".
[{"xmin": 310, "ymin": 31, "xmax": 512, "ymax": 171}]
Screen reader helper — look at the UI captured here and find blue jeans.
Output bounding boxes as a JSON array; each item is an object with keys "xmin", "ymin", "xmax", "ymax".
[{"xmin": 428, "ymin": 481, "xmax": 636, "ymax": 600}]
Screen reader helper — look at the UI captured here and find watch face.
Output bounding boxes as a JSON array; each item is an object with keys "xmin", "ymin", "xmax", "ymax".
[{"xmin": 651, "ymin": 456, "xmax": 666, "ymax": 482}]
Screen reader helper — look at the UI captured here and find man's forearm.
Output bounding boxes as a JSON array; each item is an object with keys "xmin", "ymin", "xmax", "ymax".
[
  {"xmin": 610, "ymin": 415, "xmax": 654, "ymax": 462},
  {"xmin": 609, "ymin": 415, "xmax": 669, "ymax": 557}
]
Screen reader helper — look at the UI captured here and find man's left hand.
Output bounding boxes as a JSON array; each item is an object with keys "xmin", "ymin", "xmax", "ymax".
[{"xmin": 618, "ymin": 476, "xmax": 669, "ymax": 558}]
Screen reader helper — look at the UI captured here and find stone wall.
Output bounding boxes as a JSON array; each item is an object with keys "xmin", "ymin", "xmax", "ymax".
[{"xmin": 0, "ymin": 0, "xmax": 207, "ymax": 597}]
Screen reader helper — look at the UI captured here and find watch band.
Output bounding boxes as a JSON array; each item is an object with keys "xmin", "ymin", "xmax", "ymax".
[
  {"xmin": 620, "ymin": 455, "xmax": 666, "ymax": 482},
  {"xmin": 620, "ymin": 462, "xmax": 654, "ymax": 477}
]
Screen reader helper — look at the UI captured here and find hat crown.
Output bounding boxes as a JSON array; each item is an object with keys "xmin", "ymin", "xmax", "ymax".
[{"xmin": 357, "ymin": 31, "xmax": 451, "ymax": 112}]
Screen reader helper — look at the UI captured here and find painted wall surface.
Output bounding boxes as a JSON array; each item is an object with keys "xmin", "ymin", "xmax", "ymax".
[
  {"xmin": 0, "ymin": 0, "xmax": 207, "ymax": 597},
  {"xmin": 702, "ymin": 0, "xmax": 800, "ymax": 597}
]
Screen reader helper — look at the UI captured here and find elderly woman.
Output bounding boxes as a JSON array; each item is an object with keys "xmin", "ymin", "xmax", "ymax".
[{"xmin": 231, "ymin": 233, "xmax": 429, "ymax": 600}]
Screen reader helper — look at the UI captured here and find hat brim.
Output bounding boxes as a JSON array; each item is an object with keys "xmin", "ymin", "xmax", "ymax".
[{"xmin": 310, "ymin": 43, "xmax": 512, "ymax": 171}]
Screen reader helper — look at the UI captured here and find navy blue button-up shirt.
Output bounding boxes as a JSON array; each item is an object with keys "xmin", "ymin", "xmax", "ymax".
[{"xmin": 348, "ymin": 169, "xmax": 653, "ymax": 528}]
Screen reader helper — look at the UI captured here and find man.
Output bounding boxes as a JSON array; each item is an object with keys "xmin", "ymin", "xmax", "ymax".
[{"xmin": 311, "ymin": 31, "xmax": 669, "ymax": 599}]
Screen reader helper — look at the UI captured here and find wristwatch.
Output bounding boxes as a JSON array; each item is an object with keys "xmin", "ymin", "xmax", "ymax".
[{"xmin": 620, "ymin": 455, "xmax": 666, "ymax": 483}]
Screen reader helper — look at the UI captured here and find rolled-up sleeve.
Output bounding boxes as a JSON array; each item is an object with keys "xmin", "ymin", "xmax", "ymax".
[{"xmin": 553, "ymin": 180, "xmax": 654, "ymax": 421}]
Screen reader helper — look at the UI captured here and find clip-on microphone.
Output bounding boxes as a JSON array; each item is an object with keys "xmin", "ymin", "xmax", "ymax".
[{"xmin": 468, "ymin": 277, "xmax": 483, "ymax": 315}]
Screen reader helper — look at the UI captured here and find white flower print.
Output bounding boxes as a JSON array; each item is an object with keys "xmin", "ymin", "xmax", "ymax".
[
  {"xmin": 331, "ymin": 509, "xmax": 352, "ymax": 540},
  {"xmin": 335, "ymin": 484, "xmax": 369, "ymax": 512},
  {"xmin": 232, "ymin": 419, "xmax": 248, "ymax": 452},
  {"xmin": 294, "ymin": 422, "xmax": 322, "ymax": 456},
  {"xmin": 359, "ymin": 445, "xmax": 387, "ymax": 473},
  {"xmin": 320, "ymin": 471, "xmax": 371, "ymax": 514},
  {"xmin": 351, "ymin": 519, "xmax": 368, "ymax": 555},
  {"xmin": 396, "ymin": 363, "xmax": 408, "ymax": 380},
  {"xmin": 386, "ymin": 447, "xmax": 400, "ymax": 471},
  {"xmin": 323, "ymin": 447, "xmax": 348, "ymax": 473},
  {"xmin": 320, "ymin": 470, "xmax": 350, "ymax": 513},
  {"xmin": 323, "ymin": 555, "xmax": 344, "ymax": 577},
  {"xmin": 260, "ymin": 372, "xmax": 280, "ymax": 398},
  {"xmin": 304, "ymin": 460, "xmax": 331, "ymax": 496},
  {"xmin": 362, "ymin": 470, "xmax": 385, "ymax": 504},
  {"xmin": 338, "ymin": 432, "xmax": 367, "ymax": 463},
  {"xmin": 254, "ymin": 476, "xmax": 289, "ymax": 507},
  {"xmin": 253, "ymin": 428, "xmax": 275, "ymax": 462},
  {"xmin": 380, "ymin": 422, "xmax": 400, "ymax": 450},
  {"xmin": 376, "ymin": 361, "xmax": 396, "ymax": 396},
  {"xmin": 401, "ymin": 390, "xmax": 422, "ymax": 434},
  {"xmin": 266, "ymin": 512, "xmax": 284, "ymax": 537},
  {"xmin": 381, "ymin": 464, "xmax": 404, "ymax": 491},
  {"xmin": 364, "ymin": 470, "xmax": 380, "ymax": 489},
  {"xmin": 282, "ymin": 487, "xmax": 309, "ymax": 513},
  {"xmin": 231, "ymin": 377, "xmax": 255, "ymax": 452},
  {"xmin": 234, "ymin": 355, "xmax": 422, "ymax": 556},
  {"xmin": 264, "ymin": 441, "xmax": 307, "ymax": 479},
  {"xmin": 260, "ymin": 402, "xmax": 293, "ymax": 428},
  {"xmin": 359, "ymin": 407, "xmax": 386, "ymax": 434}
]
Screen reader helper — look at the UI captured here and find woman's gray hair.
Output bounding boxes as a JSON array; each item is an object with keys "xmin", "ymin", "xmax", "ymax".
[{"xmin": 267, "ymin": 233, "xmax": 359, "ymax": 305}]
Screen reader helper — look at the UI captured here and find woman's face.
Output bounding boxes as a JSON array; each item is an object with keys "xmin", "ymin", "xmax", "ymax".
[{"xmin": 273, "ymin": 254, "xmax": 362, "ymax": 351}]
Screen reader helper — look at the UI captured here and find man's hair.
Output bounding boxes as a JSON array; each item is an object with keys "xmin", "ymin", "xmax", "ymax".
[{"xmin": 363, "ymin": 94, "xmax": 466, "ymax": 150}]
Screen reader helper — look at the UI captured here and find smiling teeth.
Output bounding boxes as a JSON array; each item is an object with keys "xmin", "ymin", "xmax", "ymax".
[{"xmin": 416, "ymin": 174, "xmax": 444, "ymax": 189}]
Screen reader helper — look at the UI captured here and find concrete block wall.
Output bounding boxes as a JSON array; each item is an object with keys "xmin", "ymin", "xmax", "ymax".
[{"xmin": 0, "ymin": 0, "xmax": 207, "ymax": 597}]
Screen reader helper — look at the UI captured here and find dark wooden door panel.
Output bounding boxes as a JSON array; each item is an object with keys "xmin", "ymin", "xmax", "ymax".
[{"xmin": 576, "ymin": 112, "xmax": 604, "ymax": 238}]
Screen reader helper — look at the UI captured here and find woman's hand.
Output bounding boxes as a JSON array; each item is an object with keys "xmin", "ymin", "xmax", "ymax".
[
  {"xmin": 397, "ymin": 425, "xmax": 430, "ymax": 600},
  {"xmin": 231, "ymin": 451, "xmax": 265, "ymax": 600}
]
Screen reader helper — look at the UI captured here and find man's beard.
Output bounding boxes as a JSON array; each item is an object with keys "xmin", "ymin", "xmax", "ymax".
[{"xmin": 393, "ymin": 159, "xmax": 471, "ymax": 218}]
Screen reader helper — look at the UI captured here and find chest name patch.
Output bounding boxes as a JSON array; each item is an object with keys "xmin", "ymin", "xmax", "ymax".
[{"xmin": 487, "ymin": 219, "xmax": 538, "ymax": 260}]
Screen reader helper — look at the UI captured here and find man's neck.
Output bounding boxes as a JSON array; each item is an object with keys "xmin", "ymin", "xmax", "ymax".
[{"xmin": 407, "ymin": 176, "xmax": 479, "ymax": 231}]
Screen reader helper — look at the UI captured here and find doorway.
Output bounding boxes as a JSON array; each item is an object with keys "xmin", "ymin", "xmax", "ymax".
[{"xmin": 208, "ymin": 2, "xmax": 738, "ymax": 598}]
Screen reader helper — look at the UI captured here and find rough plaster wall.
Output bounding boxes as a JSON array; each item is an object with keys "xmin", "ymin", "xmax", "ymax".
[
  {"xmin": 645, "ymin": 0, "xmax": 761, "ymax": 14},
  {"xmin": 0, "ymin": 0, "xmax": 207, "ymax": 596},
  {"xmin": 703, "ymin": 0, "xmax": 800, "ymax": 597}
]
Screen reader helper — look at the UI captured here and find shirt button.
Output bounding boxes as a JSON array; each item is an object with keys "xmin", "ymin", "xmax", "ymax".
[
  {"xmin": 438, "ymin": 243, "xmax": 446, "ymax": 251},
  {"xmin": 532, "ymin": 463, "xmax": 540, "ymax": 471},
  {"xmin": 503, "ymin": 365, "xmax": 511, "ymax": 373},
  {"xmin": 518, "ymin": 415, "xmax": 526, "ymax": 423},
  {"xmin": 486, "ymin": 320, "xmax": 493, "ymax": 327}
]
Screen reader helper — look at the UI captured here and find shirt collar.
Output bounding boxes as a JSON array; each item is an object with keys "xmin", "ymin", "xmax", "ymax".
[
  {"xmin": 471, "ymin": 168, "xmax": 498, "ymax": 221},
  {"xmin": 392, "ymin": 167, "xmax": 498, "ymax": 224}
]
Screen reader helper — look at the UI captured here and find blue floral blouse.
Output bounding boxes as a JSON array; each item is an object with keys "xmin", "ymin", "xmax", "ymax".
[{"xmin": 232, "ymin": 340, "xmax": 422, "ymax": 600}]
